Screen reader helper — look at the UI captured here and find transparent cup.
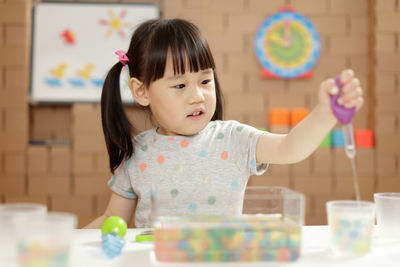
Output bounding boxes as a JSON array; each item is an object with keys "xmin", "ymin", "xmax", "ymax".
[
  {"xmin": 13, "ymin": 212, "xmax": 77, "ymax": 267},
  {"xmin": 326, "ymin": 200, "xmax": 374, "ymax": 256},
  {"xmin": 374, "ymin": 192, "xmax": 400, "ymax": 239},
  {"xmin": 0, "ymin": 203, "xmax": 47, "ymax": 266}
]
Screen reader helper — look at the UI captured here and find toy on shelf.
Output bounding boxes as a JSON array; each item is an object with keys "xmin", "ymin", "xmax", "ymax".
[
  {"xmin": 268, "ymin": 108, "xmax": 289, "ymax": 126},
  {"xmin": 320, "ymin": 132, "xmax": 332, "ymax": 148},
  {"xmin": 354, "ymin": 129, "xmax": 374, "ymax": 148},
  {"xmin": 289, "ymin": 108, "xmax": 309, "ymax": 126},
  {"xmin": 101, "ymin": 216, "xmax": 127, "ymax": 259},
  {"xmin": 331, "ymin": 128, "xmax": 345, "ymax": 147}
]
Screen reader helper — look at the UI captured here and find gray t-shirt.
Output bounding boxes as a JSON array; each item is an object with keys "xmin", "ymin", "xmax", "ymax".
[{"xmin": 108, "ymin": 120, "xmax": 268, "ymax": 227}]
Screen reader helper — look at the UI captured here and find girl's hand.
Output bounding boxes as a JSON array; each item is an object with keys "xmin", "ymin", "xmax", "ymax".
[{"xmin": 318, "ymin": 69, "xmax": 364, "ymax": 116}]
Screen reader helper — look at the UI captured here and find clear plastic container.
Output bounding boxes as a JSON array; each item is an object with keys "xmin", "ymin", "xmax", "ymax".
[
  {"xmin": 0, "ymin": 203, "xmax": 47, "ymax": 266},
  {"xmin": 326, "ymin": 200, "xmax": 374, "ymax": 256},
  {"xmin": 14, "ymin": 212, "xmax": 77, "ymax": 267},
  {"xmin": 374, "ymin": 192, "xmax": 400, "ymax": 239},
  {"xmin": 153, "ymin": 186, "xmax": 305, "ymax": 262}
]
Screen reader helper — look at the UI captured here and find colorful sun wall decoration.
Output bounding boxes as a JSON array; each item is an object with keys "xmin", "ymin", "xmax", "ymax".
[
  {"xmin": 99, "ymin": 9, "xmax": 133, "ymax": 39},
  {"xmin": 254, "ymin": 5, "xmax": 321, "ymax": 79}
]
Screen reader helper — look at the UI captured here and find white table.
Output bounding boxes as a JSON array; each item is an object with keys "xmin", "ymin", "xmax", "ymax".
[{"xmin": 70, "ymin": 226, "xmax": 400, "ymax": 267}]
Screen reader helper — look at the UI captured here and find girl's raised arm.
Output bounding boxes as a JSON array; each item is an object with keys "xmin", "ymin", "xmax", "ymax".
[{"xmin": 256, "ymin": 69, "xmax": 363, "ymax": 165}]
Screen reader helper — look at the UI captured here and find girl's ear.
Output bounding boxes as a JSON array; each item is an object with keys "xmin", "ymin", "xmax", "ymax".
[{"xmin": 129, "ymin": 77, "xmax": 149, "ymax": 106}]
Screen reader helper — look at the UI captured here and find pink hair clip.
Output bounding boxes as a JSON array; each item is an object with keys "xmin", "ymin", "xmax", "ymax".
[{"xmin": 115, "ymin": 50, "xmax": 130, "ymax": 66}]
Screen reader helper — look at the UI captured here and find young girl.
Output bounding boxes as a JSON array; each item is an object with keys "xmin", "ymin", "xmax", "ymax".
[{"xmin": 85, "ymin": 18, "xmax": 363, "ymax": 228}]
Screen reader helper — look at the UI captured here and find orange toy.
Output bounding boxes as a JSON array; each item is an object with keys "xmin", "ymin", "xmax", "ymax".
[
  {"xmin": 290, "ymin": 108, "xmax": 309, "ymax": 126},
  {"xmin": 269, "ymin": 108, "xmax": 289, "ymax": 126},
  {"xmin": 354, "ymin": 129, "xmax": 374, "ymax": 148}
]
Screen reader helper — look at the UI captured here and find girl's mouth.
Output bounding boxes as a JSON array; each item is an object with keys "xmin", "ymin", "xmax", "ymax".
[{"xmin": 187, "ymin": 110, "xmax": 204, "ymax": 119}]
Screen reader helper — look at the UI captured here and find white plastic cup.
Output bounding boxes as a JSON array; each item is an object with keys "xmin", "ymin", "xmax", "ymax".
[
  {"xmin": 374, "ymin": 192, "xmax": 400, "ymax": 239},
  {"xmin": 0, "ymin": 203, "xmax": 47, "ymax": 266},
  {"xmin": 14, "ymin": 212, "xmax": 77, "ymax": 267},
  {"xmin": 326, "ymin": 200, "xmax": 374, "ymax": 256}
]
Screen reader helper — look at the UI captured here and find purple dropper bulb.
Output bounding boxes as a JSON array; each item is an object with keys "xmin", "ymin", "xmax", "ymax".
[{"xmin": 330, "ymin": 77, "xmax": 356, "ymax": 124}]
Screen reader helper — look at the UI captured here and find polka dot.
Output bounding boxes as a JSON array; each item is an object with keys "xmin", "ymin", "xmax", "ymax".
[
  {"xmin": 189, "ymin": 203, "xmax": 197, "ymax": 212},
  {"xmin": 250, "ymin": 159, "xmax": 257, "ymax": 167},
  {"xmin": 231, "ymin": 180, "xmax": 239, "ymax": 190},
  {"xmin": 108, "ymin": 176, "xmax": 116, "ymax": 187},
  {"xmin": 221, "ymin": 151, "xmax": 228, "ymax": 160},
  {"xmin": 175, "ymin": 163, "xmax": 182, "ymax": 172},
  {"xmin": 140, "ymin": 133, "xmax": 147, "ymax": 138},
  {"xmin": 153, "ymin": 138, "xmax": 157, "ymax": 142},
  {"xmin": 236, "ymin": 162, "xmax": 242, "ymax": 171},
  {"xmin": 125, "ymin": 159, "xmax": 131, "ymax": 168},
  {"xmin": 167, "ymin": 137, "xmax": 174, "ymax": 141},
  {"xmin": 248, "ymin": 132, "xmax": 255, "ymax": 138},
  {"xmin": 208, "ymin": 196, "xmax": 216, "ymax": 205},
  {"xmin": 140, "ymin": 162, "xmax": 147, "ymax": 171},
  {"xmin": 204, "ymin": 176, "xmax": 212, "ymax": 184},
  {"xmin": 157, "ymin": 155, "xmax": 165, "ymax": 164},
  {"xmin": 236, "ymin": 126, "xmax": 244, "ymax": 132},
  {"xmin": 170, "ymin": 189, "xmax": 179, "ymax": 198},
  {"xmin": 217, "ymin": 133, "xmax": 224, "ymax": 139},
  {"xmin": 180, "ymin": 140, "xmax": 189, "ymax": 148},
  {"xmin": 141, "ymin": 145, "xmax": 148, "ymax": 151},
  {"xmin": 199, "ymin": 150, "xmax": 208, "ymax": 157}
]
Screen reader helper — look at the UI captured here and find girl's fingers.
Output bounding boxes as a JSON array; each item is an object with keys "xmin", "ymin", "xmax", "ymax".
[
  {"xmin": 322, "ymin": 78, "xmax": 338, "ymax": 95},
  {"xmin": 341, "ymin": 78, "xmax": 360, "ymax": 94},
  {"xmin": 339, "ymin": 87, "xmax": 363, "ymax": 104},
  {"xmin": 340, "ymin": 69, "xmax": 354, "ymax": 85},
  {"xmin": 343, "ymin": 96, "xmax": 364, "ymax": 110}
]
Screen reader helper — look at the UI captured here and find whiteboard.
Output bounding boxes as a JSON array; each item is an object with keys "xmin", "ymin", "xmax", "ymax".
[{"xmin": 30, "ymin": 2, "xmax": 160, "ymax": 103}]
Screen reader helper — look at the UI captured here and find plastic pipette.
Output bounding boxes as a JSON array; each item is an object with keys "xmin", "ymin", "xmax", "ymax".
[{"xmin": 331, "ymin": 77, "xmax": 360, "ymax": 201}]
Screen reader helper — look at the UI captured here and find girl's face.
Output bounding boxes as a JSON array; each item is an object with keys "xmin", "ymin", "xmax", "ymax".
[{"xmin": 146, "ymin": 55, "xmax": 217, "ymax": 136}]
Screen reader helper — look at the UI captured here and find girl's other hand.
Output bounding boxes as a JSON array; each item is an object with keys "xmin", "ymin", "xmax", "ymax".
[{"xmin": 318, "ymin": 69, "xmax": 364, "ymax": 116}]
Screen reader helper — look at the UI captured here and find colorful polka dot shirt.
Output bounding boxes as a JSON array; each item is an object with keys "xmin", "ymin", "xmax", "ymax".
[{"xmin": 108, "ymin": 120, "xmax": 268, "ymax": 227}]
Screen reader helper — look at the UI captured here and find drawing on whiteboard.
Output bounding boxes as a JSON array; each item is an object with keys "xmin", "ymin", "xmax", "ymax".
[
  {"xmin": 99, "ymin": 9, "xmax": 133, "ymax": 39},
  {"xmin": 77, "ymin": 63, "xmax": 95, "ymax": 80},
  {"xmin": 44, "ymin": 63, "xmax": 67, "ymax": 87},
  {"xmin": 61, "ymin": 28, "xmax": 76, "ymax": 45},
  {"xmin": 76, "ymin": 63, "xmax": 104, "ymax": 88},
  {"xmin": 68, "ymin": 78, "xmax": 85, "ymax": 87}
]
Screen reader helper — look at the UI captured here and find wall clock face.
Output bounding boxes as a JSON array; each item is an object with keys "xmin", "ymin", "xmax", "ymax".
[{"xmin": 254, "ymin": 7, "xmax": 321, "ymax": 79}]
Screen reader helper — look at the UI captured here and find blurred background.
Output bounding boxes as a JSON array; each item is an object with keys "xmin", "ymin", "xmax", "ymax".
[{"xmin": 0, "ymin": 0, "xmax": 399, "ymax": 227}]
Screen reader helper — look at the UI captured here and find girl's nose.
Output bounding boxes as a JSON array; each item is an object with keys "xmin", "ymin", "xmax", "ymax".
[{"xmin": 188, "ymin": 86, "xmax": 205, "ymax": 104}]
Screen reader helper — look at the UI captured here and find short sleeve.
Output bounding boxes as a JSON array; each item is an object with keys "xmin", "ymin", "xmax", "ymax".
[
  {"xmin": 107, "ymin": 159, "xmax": 137, "ymax": 199},
  {"xmin": 229, "ymin": 121, "xmax": 268, "ymax": 176}
]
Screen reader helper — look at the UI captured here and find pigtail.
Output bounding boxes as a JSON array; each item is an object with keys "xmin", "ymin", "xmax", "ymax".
[{"xmin": 101, "ymin": 62, "xmax": 134, "ymax": 174}]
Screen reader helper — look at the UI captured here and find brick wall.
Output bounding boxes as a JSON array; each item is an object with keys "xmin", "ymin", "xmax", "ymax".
[
  {"xmin": 375, "ymin": 0, "xmax": 400, "ymax": 193},
  {"xmin": 0, "ymin": 0, "xmax": 399, "ymax": 227}
]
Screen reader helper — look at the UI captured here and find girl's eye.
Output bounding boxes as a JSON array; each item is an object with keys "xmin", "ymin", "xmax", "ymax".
[
  {"xmin": 202, "ymin": 79, "xmax": 212, "ymax": 85},
  {"xmin": 174, "ymin": 84, "xmax": 185, "ymax": 89}
]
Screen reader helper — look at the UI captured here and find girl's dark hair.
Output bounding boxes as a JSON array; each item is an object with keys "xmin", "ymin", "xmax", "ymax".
[{"xmin": 101, "ymin": 18, "xmax": 224, "ymax": 174}]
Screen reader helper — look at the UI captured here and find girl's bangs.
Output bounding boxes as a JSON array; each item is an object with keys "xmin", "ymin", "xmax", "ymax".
[
  {"xmin": 169, "ymin": 37, "xmax": 216, "ymax": 76},
  {"xmin": 146, "ymin": 20, "xmax": 215, "ymax": 84}
]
